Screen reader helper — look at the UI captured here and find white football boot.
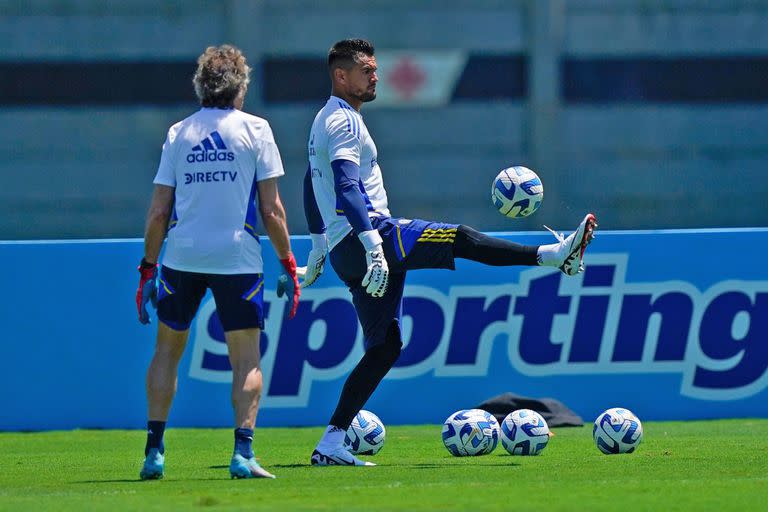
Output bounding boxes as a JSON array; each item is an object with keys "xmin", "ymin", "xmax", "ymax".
[
  {"xmin": 543, "ymin": 213, "xmax": 598, "ymax": 276},
  {"xmin": 310, "ymin": 447, "xmax": 376, "ymax": 466}
]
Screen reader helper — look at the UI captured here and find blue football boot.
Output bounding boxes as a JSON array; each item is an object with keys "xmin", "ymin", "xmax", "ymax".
[
  {"xmin": 139, "ymin": 448, "xmax": 164, "ymax": 480},
  {"xmin": 229, "ymin": 453, "xmax": 276, "ymax": 479}
]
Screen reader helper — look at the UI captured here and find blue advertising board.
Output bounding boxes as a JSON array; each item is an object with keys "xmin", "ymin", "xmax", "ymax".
[{"xmin": 1, "ymin": 228, "xmax": 766, "ymax": 431}]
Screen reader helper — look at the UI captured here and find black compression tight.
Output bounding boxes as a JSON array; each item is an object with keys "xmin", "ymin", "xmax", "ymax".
[
  {"xmin": 329, "ymin": 322, "xmax": 403, "ymax": 430},
  {"xmin": 453, "ymin": 224, "xmax": 539, "ymax": 266},
  {"xmin": 327, "ymin": 226, "xmax": 536, "ymax": 430}
]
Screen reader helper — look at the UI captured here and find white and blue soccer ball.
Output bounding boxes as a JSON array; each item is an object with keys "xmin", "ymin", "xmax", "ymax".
[
  {"xmin": 344, "ymin": 410, "xmax": 386, "ymax": 455},
  {"xmin": 593, "ymin": 407, "xmax": 643, "ymax": 454},
  {"xmin": 491, "ymin": 166, "xmax": 544, "ymax": 218},
  {"xmin": 500, "ymin": 409, "xmax": 550, "ymax": 456},
  {"xmin": 441, "ymin": 409, "xmax": 500, "ymax": 457}
]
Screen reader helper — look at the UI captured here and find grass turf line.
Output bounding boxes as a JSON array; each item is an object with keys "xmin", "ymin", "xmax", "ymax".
[{"xmin": 0, "ymin": 419, "xmax": 765, "ymax": 511}]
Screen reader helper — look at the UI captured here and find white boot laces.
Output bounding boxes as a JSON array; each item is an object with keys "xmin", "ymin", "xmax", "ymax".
[{"xmin": 543, "ymin": 225, "xmax": 565, "ymax": 243}]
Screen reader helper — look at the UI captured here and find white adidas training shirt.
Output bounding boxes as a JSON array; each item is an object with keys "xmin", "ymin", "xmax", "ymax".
[
  {"xmin": 153, "ymin": 108, "xmax": 285, "ymax": 274},
  {"xmin": 308, "ymin": 96, "xmax": 391, "ymax": 249}
]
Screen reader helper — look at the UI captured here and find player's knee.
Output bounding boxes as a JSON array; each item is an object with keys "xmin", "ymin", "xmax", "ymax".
[
  {"xmin": 454, "ymin": 224, "xmax": 482, "ymax": 256},
  {"xmin": 382, "ymin": 321, "xmax": 403, "ymax": 363}
]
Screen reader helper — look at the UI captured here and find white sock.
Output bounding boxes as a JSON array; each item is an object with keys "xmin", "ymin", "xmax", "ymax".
[
  {"xmin": 536, "ymin": 242, "xmax": 561, "ymax": 266},
  {"xmin": 315, "ymin": 425, "xmax": 346, "ymax": 452}
]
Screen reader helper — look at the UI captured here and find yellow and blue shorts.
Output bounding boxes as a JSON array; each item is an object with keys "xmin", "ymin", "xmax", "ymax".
[
  {"xmin": 329, "ymin": 216, "xmax": 459, "ymax": 349},
  {"xmin": 156, "ymin": 266, "xmax": 265, "ymax": 332}
]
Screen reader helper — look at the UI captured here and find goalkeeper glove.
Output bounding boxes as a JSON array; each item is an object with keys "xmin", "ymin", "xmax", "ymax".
[
  {"xmin": 359, "ymin": 230, "xmax": 389, "ymax": 298},
  {"xmin": 301, "ymin": 233, "xmax": 328, "ymax": 288},
  {"xmin": 277, "ymin": 252, "xmax": 301, "ymax": 319},
  {"xmin": 136, "ymin": 258, "xmax": 158, "ymax": 325}
]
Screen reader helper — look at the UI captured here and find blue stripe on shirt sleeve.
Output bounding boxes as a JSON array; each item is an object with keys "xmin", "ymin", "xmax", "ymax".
[
  {"xmin": 331, "ymin": 159, "xmax": 373, "ymax": 235},
  {"xmin": 339, "ymin": 102, "xmax": 360, "ymax": 138}
]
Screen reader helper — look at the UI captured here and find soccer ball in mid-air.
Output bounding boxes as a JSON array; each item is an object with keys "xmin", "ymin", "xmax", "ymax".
[
  {"xmin": 491, "ymin": 166, "xmax": 544, "ymax": 218},
  {"xmin": 500, "ymin": 409, "xmax": 550, "ymax": 456},
  {"xmin": 344, "ymin": 410, "xmax": 386, "ymax": 455},
  {"xmin": 441, "ymin": 409, "xmax": 500, "ymax": 456},
  {"xmin": 593, "ymin": 407, "xmax": 643, "ymax": 454}
]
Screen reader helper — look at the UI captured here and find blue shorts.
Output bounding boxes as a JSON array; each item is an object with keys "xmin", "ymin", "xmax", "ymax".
[
  {"xmin": 156, "ymin": 266, "xmax": 265, "ymax": 332},
  {"xmin": 330, "ymin": 217, "xmax": 459, "ymax": 349}
]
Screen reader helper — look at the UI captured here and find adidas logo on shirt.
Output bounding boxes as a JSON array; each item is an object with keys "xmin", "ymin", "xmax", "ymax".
[{"xmin": 186, "ymin": 131, "xmax": 235, "ymax": 163}]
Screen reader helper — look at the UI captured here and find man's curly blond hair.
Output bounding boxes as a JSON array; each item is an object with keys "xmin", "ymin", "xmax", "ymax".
[{"xmin": 193, "ymin": 45, "xmax": 251, "ymax": 108}]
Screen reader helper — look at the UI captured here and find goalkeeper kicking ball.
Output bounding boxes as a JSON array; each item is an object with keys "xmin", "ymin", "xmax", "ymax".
[
  {"xmin": 500, "ymin": 409, "xmax": 550, "ymax": 456},
  {"xmin": 344, "ymin": 410, "xmax": 386, "ymax": 455},
  {"xmin": 441, "ymin": 409, "xmax": 499, "ymax": 456},
  {"xmin": 593, "ymin": 407, "xmax": 643, "ymax": 454},
  {"xmin": 491, "ymin": 166, "xmax": 543, "ymax": 218}
]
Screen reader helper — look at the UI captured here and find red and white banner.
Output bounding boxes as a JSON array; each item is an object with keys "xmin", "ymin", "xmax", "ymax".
[{"xmin": 370, "ymin": 50, "xmax": 467, "ymax": 108}]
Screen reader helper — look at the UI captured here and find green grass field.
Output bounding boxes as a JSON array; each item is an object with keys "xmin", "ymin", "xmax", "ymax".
[{"xmin": 1, "ymin": 419, "xmax": 766, "ymax": 511}]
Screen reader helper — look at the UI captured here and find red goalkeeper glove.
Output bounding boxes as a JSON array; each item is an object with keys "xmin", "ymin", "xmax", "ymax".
[
  {"xmin": 136, "ymin": 258, "xmax": 158, "ymax": 324},
  {"xmin": 277, "ymin": 253, "xmax": 301, "ymax": 319}
]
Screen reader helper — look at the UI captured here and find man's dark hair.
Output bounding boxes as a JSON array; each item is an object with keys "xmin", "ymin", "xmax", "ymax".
[{"xmin": 328, "ymin": 39, "xmax": 375, "ymax": 71}]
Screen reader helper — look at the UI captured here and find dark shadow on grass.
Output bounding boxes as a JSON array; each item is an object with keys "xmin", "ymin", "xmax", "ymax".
[
  {"xmin": 264, "ymin": 462, "xmax": 521, "ymax": 469},
  {"xmin": 70, "ymin": 479, "xmax": 143, "ymax": 484},
  {"xmin": 408, "ymin": 462, "xmax": 520, "ymax": 468},
  {"xmin": 71, "ymin": 477, "xmax": 242, "ymax": 484}
]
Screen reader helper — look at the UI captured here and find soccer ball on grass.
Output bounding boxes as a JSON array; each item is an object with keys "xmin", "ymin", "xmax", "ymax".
[
  {"xmin": 441, "ymin": 409, "xmax": 500, "ymax": 456},
  {"xmin": 344, "ymin": 410, "xmax": 386, "ymax": 455},
  {"xmin": 593, "ymin": 407, "xmax": 643, "ymax": 454},
  {"xmin": 500, "ymin": 409, "xmax": 550, "ymax": 456}
]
